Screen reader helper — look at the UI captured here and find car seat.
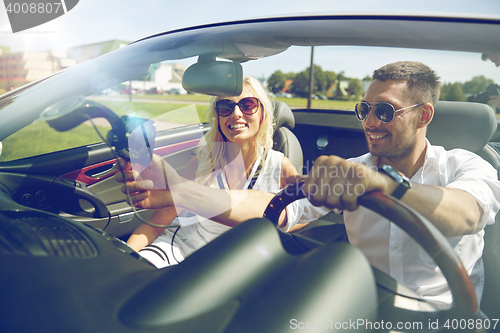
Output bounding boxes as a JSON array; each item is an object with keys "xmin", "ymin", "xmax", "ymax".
[
  {"xmin": 427, "ymin": 100, "xmax": 500, "ymax": 321},
  {"xmin": 427, "ymin": 101, "xmax": 500, "ymax": 169},
  {"xmin": 272, "ymin": 101, "xmax": 303, "ymax": 175},
  {"xmin": 273, "ymin": 101, "xmax": 347, "ymax": 237}
]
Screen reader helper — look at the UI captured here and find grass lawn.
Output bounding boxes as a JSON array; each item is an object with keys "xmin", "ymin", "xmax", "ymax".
[
  {"xmin": 278, "ymin": 97, "xmax": 357, "ymax": 110},
  {"xmin": 136, "ymin": 93, "xmax": 357, "ymax": 110},
  {"xmin": 96, "ymin": 99, "xmax": 209, "ymax": 123},
  {"xmin": 0, "ymin": 96, "xmax": 357, "ymax": 162},
  {"xmin": 0, "ymin": 122, "xmax": 105, "ymax": 162},
  {"xmin": 0, "ymin": 99, "xmax": 210, "ymax": 162}
]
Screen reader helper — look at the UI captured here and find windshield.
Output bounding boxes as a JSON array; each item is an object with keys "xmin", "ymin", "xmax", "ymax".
[{"xmin": 0, "ymin": 16, "xmax": 499, "ymax": 163}]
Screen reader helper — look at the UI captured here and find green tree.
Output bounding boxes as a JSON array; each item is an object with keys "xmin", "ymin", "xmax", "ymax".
[
  {"xmin": 440, "ymin": 83, "xmax": 450, "ymax": 100},
  {"xmin": 336, "ymin": 71, "xmax": 348, "ymax": 82},
  {"xmin": 442, "ymin": 82, "xmax": 466, "ymax": 101},
  {"xmin": 313, "ymin": 65, "xmax": 327, "ymax": 93},
  {"xmin": 267, "ymin": 70, "xmax": 288, "ymax": 94},
  {"xmin": 346, "ymin": 78, "xmax": 365, "ymax": 100},
  {"xmin": 289, "ymin": 65, "xmax": 328, "ymax": 97},
  {"xmin": 324, "ymin": 71, "xmax": 337, "ymax": 87},
  {"xmin": 324, "ymin": 70, "xmax": 338, "ymax": 98},
  {"xmin": 462, "ymin": 76, "xmax": 495, "ymax": 95},
  {"xmin": 289, "ymin": 71, "xmax": 309, "ymax": 97}
]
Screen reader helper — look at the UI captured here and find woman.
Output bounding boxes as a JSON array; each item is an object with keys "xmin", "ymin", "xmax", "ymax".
[{"xmin": 123, "ymin": 76, "xmax": 300, "ymax": 268}]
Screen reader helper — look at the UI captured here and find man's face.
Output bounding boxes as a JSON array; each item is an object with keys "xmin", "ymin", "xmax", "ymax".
[{"xmin": 361, "ymin": 79, "xmax": 420, "ymax": 161}]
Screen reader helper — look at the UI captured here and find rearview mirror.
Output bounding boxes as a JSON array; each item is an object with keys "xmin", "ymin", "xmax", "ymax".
[{"xmin": 182, "ymin": 58, "xmax": 243, "ymax": 96}]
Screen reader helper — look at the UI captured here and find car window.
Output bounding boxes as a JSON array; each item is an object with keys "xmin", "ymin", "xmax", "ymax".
[{"xmin": 0, "ymin": 81, "xmax": 210, "ymax": 163}]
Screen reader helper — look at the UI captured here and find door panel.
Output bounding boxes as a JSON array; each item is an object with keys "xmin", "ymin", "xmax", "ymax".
[{"xmin": 0, "ymin": 123, "xmax": 208, "ymax": 238}]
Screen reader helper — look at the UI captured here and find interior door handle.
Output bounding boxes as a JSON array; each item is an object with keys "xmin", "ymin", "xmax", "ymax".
[{"xmin": 85, "ymin": 163, "xmax": 118, "ymax": 179}]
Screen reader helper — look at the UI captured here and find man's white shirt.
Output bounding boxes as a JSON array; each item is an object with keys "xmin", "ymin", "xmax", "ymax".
[{"xmin": 297, "ymin": 139, "xmax": 500, "ymax": 309}]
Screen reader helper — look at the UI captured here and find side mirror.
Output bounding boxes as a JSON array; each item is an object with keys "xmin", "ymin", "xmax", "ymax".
[{"xmin": 182, "ymin": 56, "xmax": 243, "ymax": 96}]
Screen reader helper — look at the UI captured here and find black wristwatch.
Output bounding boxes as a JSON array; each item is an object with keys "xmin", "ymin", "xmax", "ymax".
[{"xmin": 378, "ymin": 164, "xmax": 411, "ymax": 200}]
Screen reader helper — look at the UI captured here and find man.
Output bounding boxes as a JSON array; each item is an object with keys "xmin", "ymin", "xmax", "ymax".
[{"xmin": 300, "ymin": 61, "xmax": 500, "ymax": 311}]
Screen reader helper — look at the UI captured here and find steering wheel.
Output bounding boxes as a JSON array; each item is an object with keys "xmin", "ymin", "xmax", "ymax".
[{"xmin": 263, "ymin": 181, "xmax": 479, "ymax": 322}]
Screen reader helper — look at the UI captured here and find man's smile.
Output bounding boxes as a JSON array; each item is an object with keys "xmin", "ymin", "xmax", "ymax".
[{"xmin": 366, "ymin": 132, "xmax": 389, "ymax": 141}]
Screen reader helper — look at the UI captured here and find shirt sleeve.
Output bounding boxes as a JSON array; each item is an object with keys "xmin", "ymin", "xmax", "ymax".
[
  {"xmin": 270, "ymin": 196, "xmax": 331, "ymax": 232},
  {"xmin": 281, "ymin": 199, "xmax": 303, "ymax": 232},
  {"xmin": 444, "ymin": 150, "xmax": 500, "ymax": 232},
  {"xmin": 293, "ymin": 198, "xmax": 332, "ymax": 226}
]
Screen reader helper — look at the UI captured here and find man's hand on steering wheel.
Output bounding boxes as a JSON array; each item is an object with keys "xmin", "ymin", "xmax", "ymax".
[{"xmin": 301, "ymin": 155, "xmax": 397, "ymax": 211}]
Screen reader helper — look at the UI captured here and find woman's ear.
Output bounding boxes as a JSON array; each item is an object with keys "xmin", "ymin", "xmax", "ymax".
[{"xmin": 418, "ymin": 103, "xmax": 434, "ymax": 128}]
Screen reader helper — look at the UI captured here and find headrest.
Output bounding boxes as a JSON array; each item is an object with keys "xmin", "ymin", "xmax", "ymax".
[
  {"xmin": 273, "ymin": 101, "xmax": 295, "ymax": 130},
  {"xmin": 427, "ymin": 101, "xmax": 497, "ymax": 153}
]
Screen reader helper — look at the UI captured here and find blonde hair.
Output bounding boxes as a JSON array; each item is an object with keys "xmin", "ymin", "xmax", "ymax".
[{"xmin": 195, "ymin": 76, "xmax": 275, "ymax": 186}]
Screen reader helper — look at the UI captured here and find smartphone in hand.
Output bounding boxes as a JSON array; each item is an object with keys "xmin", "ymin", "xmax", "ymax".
[{"xmin": 121, "ymin": 116, "xmax": 156, "ymax": 168}]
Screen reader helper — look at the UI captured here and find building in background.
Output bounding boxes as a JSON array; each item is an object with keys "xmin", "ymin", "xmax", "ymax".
[
  {"xmin": 67, "ymin": 40, "xmax": 130, "ymax": 63},
  {"xmin": 67, "ymin": 40, "xmax": 188, "ymax": 94},
  {"xmin": 0, "ymin": 46, "xmax": 10, "ymax": 55},
  {"xmin": 0, "ymin": 48, "xmax": 76, "ymax": 90},
  {"xmin": 0, "ymin": 40, "xmax": 188, "ymax": 94},
  {"xmin": 128, "ymin": 62, "xmax": 187, "ymax": 94}
]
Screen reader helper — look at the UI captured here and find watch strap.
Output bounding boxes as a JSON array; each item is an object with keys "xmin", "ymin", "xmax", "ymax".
[
  {"xmin": 391, "ymin": 182, "xmax": 409, "ymax": 200},
  {"xmin": 378, "ymin": 164, "xmax": 411, "ymax": 200}
]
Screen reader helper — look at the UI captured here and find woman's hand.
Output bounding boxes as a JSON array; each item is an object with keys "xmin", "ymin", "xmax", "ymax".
[{"xmin": 115, "ymin": 155, "xmax": 184, "ymax": 210}]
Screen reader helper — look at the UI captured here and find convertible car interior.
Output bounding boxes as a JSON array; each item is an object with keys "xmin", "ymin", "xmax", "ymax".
[{"xmin": 0, "ymin": 13, "xmax": 499, "ymax": 333}]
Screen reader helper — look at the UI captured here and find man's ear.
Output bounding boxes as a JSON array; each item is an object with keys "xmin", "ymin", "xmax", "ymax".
[{"xmin": 418, "ymin": 103, "xmax": 434, "ymax": 128}]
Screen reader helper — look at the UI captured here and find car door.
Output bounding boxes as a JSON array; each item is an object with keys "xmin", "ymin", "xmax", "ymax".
[{"xmin": 0, "ymin": 94, "xmax": 210, "ymax": 239}]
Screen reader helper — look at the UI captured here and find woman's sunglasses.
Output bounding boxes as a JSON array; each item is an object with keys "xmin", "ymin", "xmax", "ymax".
[
  {"xmin": 215, "ymin": 97, "xmax": 260, "ymax": 117},
  {"xmin": 355, "ymin": 101, "xmax": 424, "ymax": 123}
]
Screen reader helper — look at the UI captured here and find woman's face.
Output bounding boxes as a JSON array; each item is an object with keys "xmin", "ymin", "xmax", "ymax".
[{"xmin": 217, "ymin": 85, "xmax": 263, "ymax": 146}]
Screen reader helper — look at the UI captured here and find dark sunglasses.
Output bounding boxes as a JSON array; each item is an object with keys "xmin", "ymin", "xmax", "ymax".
[
  {"xmin": 215, "ymin": 97, "xmax": 260, "ymax": 117},
  {"xmin": 355, "ymin": 101, "xmax": 424, "ymax": 123}
]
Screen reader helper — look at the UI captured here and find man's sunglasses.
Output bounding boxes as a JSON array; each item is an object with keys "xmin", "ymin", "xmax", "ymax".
[
  {"xmin": 354, "ymin": 102, "xmax": 424, "ymax": 123},
  {"xmin": 215, "ymin": 97, "xmax": 260, "ymax": 117}
]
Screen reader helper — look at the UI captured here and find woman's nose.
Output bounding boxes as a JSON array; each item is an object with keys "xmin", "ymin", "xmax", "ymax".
[{"xmin": 231, "ymin": 105, "xmax": 243, "ymax": 117}]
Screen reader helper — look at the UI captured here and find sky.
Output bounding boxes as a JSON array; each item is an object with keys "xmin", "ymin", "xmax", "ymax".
[{"xmin": 1, "ymin": 0, "xmax": 500, "ymax": 83}]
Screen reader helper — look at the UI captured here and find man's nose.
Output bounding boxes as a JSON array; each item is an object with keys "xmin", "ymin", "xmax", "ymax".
[{"xmin": 364, "ymin": 107, "xmax": 381, "ymax": 127}]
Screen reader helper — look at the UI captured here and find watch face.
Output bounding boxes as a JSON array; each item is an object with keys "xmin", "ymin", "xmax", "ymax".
[{"xmin": 379, "ymin": 165, "xmax": 403, "ymax": 183}]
